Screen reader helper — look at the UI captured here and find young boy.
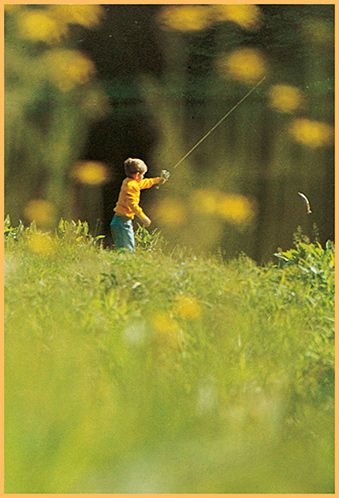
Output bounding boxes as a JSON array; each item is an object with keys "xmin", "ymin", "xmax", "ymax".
[{"xmin": 110, "ymin": 158, "xmax": 167, "ymax": 251}]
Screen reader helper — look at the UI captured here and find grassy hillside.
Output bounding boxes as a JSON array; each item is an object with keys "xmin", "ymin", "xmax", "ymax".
[{"xmin": 5, "ymin": 219, "xmax": 334, "ymax": 493}]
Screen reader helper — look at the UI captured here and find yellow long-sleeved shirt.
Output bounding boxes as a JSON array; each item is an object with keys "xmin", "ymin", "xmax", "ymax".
[{"xmin": 114, "ymin": 177, "xmax": 161, "ymax": 219}]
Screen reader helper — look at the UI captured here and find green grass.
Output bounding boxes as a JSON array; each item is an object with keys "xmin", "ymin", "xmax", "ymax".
[{"xmin": 5, "ymin": 219, "xmax": 334, "ymax": 493}]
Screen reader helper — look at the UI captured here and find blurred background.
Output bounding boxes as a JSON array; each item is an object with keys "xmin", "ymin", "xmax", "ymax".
[{"xmin": 5, "ymin": 4, "xmax": 334, "ymax": 262}]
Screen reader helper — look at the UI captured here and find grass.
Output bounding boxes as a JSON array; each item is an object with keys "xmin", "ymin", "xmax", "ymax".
[{"xmin": 5, "ymin": 219, "xmax": 335, "ymax": 493}]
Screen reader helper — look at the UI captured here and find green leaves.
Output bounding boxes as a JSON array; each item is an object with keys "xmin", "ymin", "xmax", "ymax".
[
  {"xmin": 274, "ymin": 239, "xmax": 335, "ymax": 295},
  {"xmin": 57, "ymin": 218, "xmax": 105, "ymax": 245},
  {"xmin": 134, "ymin": 223, "xmax": 164, "ymax": 251}
]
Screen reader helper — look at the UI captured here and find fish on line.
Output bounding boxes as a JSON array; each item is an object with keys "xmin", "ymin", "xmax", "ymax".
[{"xmin": 298, "ymin": 192, "xmax": 312, "ymax": 214}]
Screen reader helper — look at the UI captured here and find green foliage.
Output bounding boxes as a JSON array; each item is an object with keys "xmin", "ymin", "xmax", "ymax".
[
  {"xmin": 4, "ymin": 216, "xmax": 105, "ymax": 245},
  {"xmin": 5, "ymin": 220, "xmax": 334, "ymax": 493},
  {"xmin": 134, "ymin": 223, "xmax": 164, "ymax": 251},
  {"xmin": 274, "ymin": 237, "xmax": 334, "ymax": 294},
  {"xmin": 4, "ymin": 214, "xmax": 25, "ymax": 241},
  {"xmin": 56, "ymin": 218, "xmax": 105, "ymax": 246}
]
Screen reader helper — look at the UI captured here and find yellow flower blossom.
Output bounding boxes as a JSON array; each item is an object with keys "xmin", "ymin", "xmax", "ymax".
[
  {"xmin": 157, "ymin": 5, "xmax": 212, "ymax": 32},
  {"xmin": 16, "ymin": 9, "xmax": 68, "ymax": 43},
  {"xmin": 176, "ymin": 295, "xmax": 201, "ymax": 321},
  {"xmin": 24, "ymin": 200, "xmax": 57, "ymax": 228},
  {"xmin": 151, "ymin": 312, "xmax": 182, "ymax": 349},
  {"xmin": 151, "ymin": 312, "xmax": 175, "ymax": 333},
  {"xmin": 289, "ymin": 119, "xmax": 334, "ymax": 148},
  {"xmin": 268, "ymin": 84, "xmax": 303, "ymax": 113},
  {"xmin": 44, "ymin": 49, "xmax": 95, "ymax": 92},
  {"xmin": 212, "ymin": 5, "xmax": 262, "ymax": 31},
  {"xmin": 218, "ymin": 48, "xmax": 268, "ymax": 84},
  {"xmin": 190, "ymin": 189, "xmax": 255, "ymax": 225},
  {"xmin": 217, "ymin": 194, "xmax": 256, "ymax": 225},
  {"xmin": 72, "ymin": 161, "xmax": 110, "ymax": 186},
  {"xmin": 155, "ymin": 198, "xmax": 187, "ymax": 227},
  {"xmin": 28, "ymin": 234, "xmax": 54, "ymax": 256},
  {"xmin": 49, "ymin": 5, "xmax": 104, "ymax": 29},
  {"xmin": 190, "ymin": 189, "xmax": 219, "ymax": 214}
]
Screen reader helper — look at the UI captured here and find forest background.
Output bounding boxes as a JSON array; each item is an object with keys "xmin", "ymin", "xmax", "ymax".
[{"xmin": 5, "ymin": 4, "xmax": 334, "ymax": 261}]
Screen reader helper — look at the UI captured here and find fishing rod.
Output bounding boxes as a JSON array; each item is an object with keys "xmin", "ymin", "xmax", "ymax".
[{"xmin": 157, "ymin": 75, "xmax": 266, "ymax": 185}]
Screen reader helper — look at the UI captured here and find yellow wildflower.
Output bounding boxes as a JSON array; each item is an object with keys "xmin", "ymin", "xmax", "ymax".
[
  {"xmin": 28, "ymin": 234, "xmax": 54, "ymax": 256},
  {"xmin": 176, "ymin": 295, "xmax": 201, "ymax": 321},
  {"xmin": 16, "ymin": 9, "xmax": 68, "ymax": 43},
  {"xmin": 151, "ymin": 312, "xmax": 175, "ymax": 333},
  {"xmin": 24, "ymin": 200, "xmax": 57, "ymax": 228},
  {"xmin": 218, "ymin": 48, "xmax": 268, "ymax": 84},
  {"xmin": 190, "ymin": 190, "xmax": 255, "ymax": 225},
  {"xmin": 72, "ymin": 161, "xmax": 110, "ymax": 186},
  {"xmin": 44, "ymin": 49, "xmax": 95, "ymax": 92},
  {"xmin": 289, "ymin": 119, "xmax": 334, "ymax": 148},
  {"xmin": 155, "ymin": 198, "xmax": 187, "ymax": 227},
  {"xmin": 151, "ymin": 312, "xmax": 182, "ymax": 349},
  {"xmin": 49, "ymin": 5, "xmax": 104, "ymax": 28},
  {"xmin": 212, "ymin": 5, "xmax": 262, "ymax": 31},
  {"xmin": 190, "ymin": 189, "xmax": 219, "ymax": 214},
  {"xmin": 217, "ymin": 194, "xmax": 255, "ymax": 225},
  {"xmin": 268, "ymin": 84, "xmax": 303, "ymax": 113},
  {"xmin": 157, "ymin": 5, "xmax": 212, "ymax": 32}
]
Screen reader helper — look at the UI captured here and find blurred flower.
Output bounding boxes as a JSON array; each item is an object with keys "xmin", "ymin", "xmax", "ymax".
[
  {"xmin": 49, "ymin": 5, "xmax": 104, "ymax": 28},
  {"xmin": 217, "ymin": 194, "xmax": 256, "ymax": 225},
  {"xmin": 28, "ymin": 234, "xmax": 54, "ymax": 256},
  {"xmin": 157, "ymin": 5, "xmax": 212, "ymax": 32},
  {"xmin": 268, "ymin": 84, "xmax": 303, "ymax": 114},
  {"xmin": 212, "ymin": 5, "xmax": 262, "ymax": 31},
  {"xmin": 44, "ymin": 49, "xmax": 95, "ymax": 92},
  {"xmin": 190, "ymin": 189, "xmax": 219, "ymax": 214},
  {"xmin": 190, "ymin": 189, "xmax": 255, "ymax": 225},
  {"xmin": 72, "ymin": 161, "xmax": 110, "ymax": 186},
  {"xmin": 16, "ymin": 9, "xmax": 68, "ymax": 43},
  {"xmin": 151, "ymin": 312, "xmax": 175, "ymax": 333},
  {"xmin": 289, "ymin": 119, "xmax": 334, "ymax": 148},
  {"xmin": 24, "ymin": 200, "xmax": 57, "ymax": 228},
  {"xmin": 155, "ymin": 198, "xmax": 187, "ymax": 227},
  {"xmin": 217, "ymin": 48, "xmax": 268, "ymax": 84},
  {"xmin": 176, "ymin": 295, "xmax": 201, "ymax": 320},
  {"xmin": 151, "ymin": 312, "xmax": 182, "ymax": 349}
]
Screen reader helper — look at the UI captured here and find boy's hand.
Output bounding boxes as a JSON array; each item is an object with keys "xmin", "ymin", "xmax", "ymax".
[
  {"xmin": 155, "ymin": 170, "xmax": 170, "ymax": 189},
  {"xmin": 141, "ymin": 215, "xmax": 151, "ymax": 227},
  {"xmin": 160, "ymin": 169, "xmax": 170, "ymax": 184}
]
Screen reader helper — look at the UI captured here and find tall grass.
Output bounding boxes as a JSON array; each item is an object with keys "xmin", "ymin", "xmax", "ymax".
[{"xmin": 5, "ymin": 219, "xmax": 334, "ymax": 493}]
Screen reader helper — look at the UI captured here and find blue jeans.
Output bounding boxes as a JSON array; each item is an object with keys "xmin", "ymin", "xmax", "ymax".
[{"xmin": 110, "ymin": 215, "xmax": 135, "ymax": 251}]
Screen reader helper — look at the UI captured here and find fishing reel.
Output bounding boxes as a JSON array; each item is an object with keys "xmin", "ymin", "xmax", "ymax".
[
  {"xmin": 161, "ymin": 169, "xmax": 171, "ymax": 180},
  {"xmin": 155, "ymin": 169, "xmax": 170, "ymax": 189}
]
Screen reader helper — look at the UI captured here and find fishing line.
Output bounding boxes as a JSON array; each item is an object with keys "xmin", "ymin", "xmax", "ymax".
[{"xmin": 170, "ymin": 75, "xmax": 266, "ymax": 172}]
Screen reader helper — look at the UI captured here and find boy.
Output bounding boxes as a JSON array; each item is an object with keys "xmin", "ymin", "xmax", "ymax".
[{"xmin": 110, "ymin": 158, "xmax": 168, "ymax": 251}]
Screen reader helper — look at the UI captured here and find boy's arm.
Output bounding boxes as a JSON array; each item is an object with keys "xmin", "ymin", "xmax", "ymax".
[
  {"xmin": 139, "ymin": 177, "xmax": 161, "ymax": 190},
  {"xmin": 126, "ymin": 185, "xmax": 151, "ymax": 225}
]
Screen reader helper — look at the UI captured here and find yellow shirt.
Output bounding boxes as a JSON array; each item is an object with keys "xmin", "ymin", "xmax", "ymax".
[{"xmin": 114, "ymin": 177, "xmax": 161, "ymax": 219}]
